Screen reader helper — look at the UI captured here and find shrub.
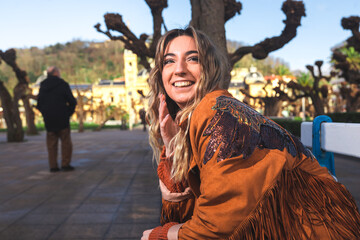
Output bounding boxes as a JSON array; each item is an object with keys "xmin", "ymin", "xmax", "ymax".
[
  {"xmin": 271, "ymin": 118, "xmax": 302, "ymax": 137},
  {"xmin": 326, "ymin": 112, "xmax": 360, "ymax": 123}
]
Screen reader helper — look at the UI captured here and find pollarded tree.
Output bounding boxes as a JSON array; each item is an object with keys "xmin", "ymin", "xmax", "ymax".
[
  {"xmin": 74, "ymin": 88, "xmax": 88, "ymax": 133},
  {"xmin": 95, "ymin": 0, "xmax": 306, "ymax": 79},
  {"xmin": 331, "ymin": 16, "xmax": 360, "ymax": 112},
  {"xmin": 0, "ymin": 49, "xmax": 38, "ymax": 137},
  {"xmin": 240, "ymin": 75, "xmax": 306, "ymax": 116},
  {"xmin": 0, "ymin": 52, "xmax": 24, "ymax": 142},
  {"xmin": 287, "ymin": 61, "xmax": 334, "ymax": 116}
]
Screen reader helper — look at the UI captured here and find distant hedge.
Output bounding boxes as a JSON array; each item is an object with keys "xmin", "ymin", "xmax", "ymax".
[
  {"xmin": 271, "ymin": 118, "xmax": 303, "ymax": 137},
  {"xmin": 326, "ymin": 112, "xmax": 360, "ymax": 123}
]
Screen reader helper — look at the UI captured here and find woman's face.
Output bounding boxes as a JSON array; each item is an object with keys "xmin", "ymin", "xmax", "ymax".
[{"xmin": 162, "ymin": 35, "xmax": 201, "ymax": 109}]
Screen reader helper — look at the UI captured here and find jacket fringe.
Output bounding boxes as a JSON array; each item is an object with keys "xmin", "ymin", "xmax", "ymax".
[
  {"xmin": 160, "ymin": 198, "xmax": 195, "ymax": 225},
  {"xmin": 161, "ymin": 199, "xmax": 181, "ymax": 225},
  {"xmin": 228, "ymin": 168, "xmax": 360, "ymax": 240}
]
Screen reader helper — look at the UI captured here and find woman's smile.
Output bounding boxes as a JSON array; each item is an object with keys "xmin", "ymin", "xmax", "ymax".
[{"xmin": 173, "ymin": 80, "xmax": 194, "ymax": 87}]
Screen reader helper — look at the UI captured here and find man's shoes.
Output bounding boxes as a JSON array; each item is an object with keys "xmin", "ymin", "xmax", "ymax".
[
  {"xmin": 50, "ymin": 167, "xmax": 60, "ymax": 172},
  {"xmin": 61, "ymin": 165, "xmax": 75, "ymax": 171}
]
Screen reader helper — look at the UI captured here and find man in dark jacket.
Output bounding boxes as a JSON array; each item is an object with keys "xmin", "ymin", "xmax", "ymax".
[{"xmin": 37, "ymin": 66, "xmax": 77, "ymax": 172}]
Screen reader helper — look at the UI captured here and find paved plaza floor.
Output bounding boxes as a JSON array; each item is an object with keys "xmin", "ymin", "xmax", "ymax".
[
  {"xmin": 0, "ymin": 129, "xmax": 159, "ymax": 240},
  {"xmin": 0, "ymin": 128, "xmax": 359, "ymax": 240}
]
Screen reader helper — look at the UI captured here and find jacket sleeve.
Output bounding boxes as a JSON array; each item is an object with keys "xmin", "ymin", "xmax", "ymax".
[
  {"xmin": 64, "ymin": 82, "xmax": 77, "ymax": 115},
  {"xmin": 158, "ymin": 147, "xmax": 195, "ymax": 225}
]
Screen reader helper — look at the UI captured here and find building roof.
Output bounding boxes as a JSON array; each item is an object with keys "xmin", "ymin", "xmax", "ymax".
[
  {"xmin": 97, "ymin": 79, "xmax": 125, "ymax": 86},
  {"xmin": 229, "ymin": 81, "xmax": 245, "ymax": 88},
  {"xmin": 70, "ymin": 84, "xmax": 92, "ymax": 91}
]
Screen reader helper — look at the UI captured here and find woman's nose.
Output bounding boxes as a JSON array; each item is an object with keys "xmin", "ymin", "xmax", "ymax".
[{"xmin": 174, "ymin": 59, "xmax": 186, "ymax": 76}]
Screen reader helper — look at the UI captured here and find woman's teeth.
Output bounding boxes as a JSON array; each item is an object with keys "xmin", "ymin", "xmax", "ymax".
[{"xmin": 173, "ymin": 81, "xmax": 193, "ymax": 87}]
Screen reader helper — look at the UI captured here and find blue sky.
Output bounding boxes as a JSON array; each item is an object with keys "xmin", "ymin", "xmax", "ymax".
[{"xmin": 0, "ymin": 0, "xmax": 359, "ymax": 72}]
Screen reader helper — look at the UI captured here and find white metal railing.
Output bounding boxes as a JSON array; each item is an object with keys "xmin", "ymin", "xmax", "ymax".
[
  {"xmin": 301, "ymin": 115, "xmax": 360, "ymax": 176},
  {"xmin": 301, "ymin": 121, "xmax": 360, "ymax": 158}
]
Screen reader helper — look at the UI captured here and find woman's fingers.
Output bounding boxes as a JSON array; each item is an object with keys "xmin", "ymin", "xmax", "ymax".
[
  {"xmin": 160, "ymin": 113, "xmax": 171, "ymax": 129},
  {"xmin": 159, "ymin": 94, "xmax": 169, "ymax": 122},
  {"xmin": 158, "ymin": 93, "xmax": 179, "ymax": 156},
  {"xmin": 159, "ymin": 180, "xmax": 193, "ymax": 202}
]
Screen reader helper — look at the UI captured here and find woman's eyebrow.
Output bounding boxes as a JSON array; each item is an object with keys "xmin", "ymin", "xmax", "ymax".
[
  {"xmin": 164, "ymin": 50, "xmax": 198, "ymax": 58},
  {"xmin": 164, "ymin": 53, "xmax": 175, "ymax": 58},
  {"xmin": 186, "ymin": 50, "xmax": 198, "ymax": 55}
]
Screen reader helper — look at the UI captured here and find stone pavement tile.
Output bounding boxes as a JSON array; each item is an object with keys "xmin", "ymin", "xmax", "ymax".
[
  {"xmin": 121, "ymin": 193, "xmax": 161, "ymax": 205},
  {"xmin": 19, "ymin": 183, "xmax": 59, "ymax": 195},
  {"xmin": 74, "ymin": 203, "xmax": 119, "ymax": 213},
  {"xmin": 127, "ymin": 184, "xmax": 160, "ymax": 195},
  {"xmin": 32, "ymin": 203, "xmax": 80, "ymax": 214},
  {"xmin": 113, "ymin": 210, "xmax": 160, "ymax": 224},
  {"xmin": 105, "ymin": 223, "xmax": 157, "ymax": 239},
  {"xmin": 0, "ymin": 224, "xmax": 8, "ymax": 233},
  {"xmin": 17, "ymin": 213, "xmax": 69, "ymax": 225},
  {"xmin": 0, "ymin": 182, "xmax": 35, "ymax": 200},
  {"xmin": 92, "ymin": 184, "xmax": 129, "ymax": 196},
  {"xmin": 65, "ymin": 213, "xmax": 114, "ymax": 224},
  {"xmin": 43, "ymin": 195, "xmax": 90, "ymax": 205},
  {"xmin": 0, "ymin": 224, "xmax": 58, "ymax": 240},
  {"xmin": 119, "ymin": 199, "xmax": 161, "ymax": 211},
  {"xmin": 81, "ymin": 193, "xmax": 124, "ymax": 205},
  {"xmin": 334, "ymin": 154, "xmax": 360, "ymax": 207},
  {"xmin": 0, "ymin": 211, "xmax": 28, "ymax": 232},
  {"xmin": 47, "ymin": 223, "xmax": 109, "ymax": 240},
  {"xmin": 0, "ymin": 199, "xmax": 38, "ymax": 213}
]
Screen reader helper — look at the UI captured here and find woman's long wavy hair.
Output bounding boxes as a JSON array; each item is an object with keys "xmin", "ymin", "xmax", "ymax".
[{"xmin": 147, "ymin": 27, "xmax": 230, "ymax": 182}]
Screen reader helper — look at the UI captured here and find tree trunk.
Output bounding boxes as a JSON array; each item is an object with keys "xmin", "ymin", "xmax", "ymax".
[
  {"xmin": 340, "ymin": 84, "xmax": 360, "ymax": 112},
  {"xmin": 263, "ymin": 98, "xmax": 282, "ymax": 116},
  {"xmin": 76, "ymin": 92, "xmax": 84, "ymax": 133},
  {"xmin": 78, "ymin": 112, "xmax": 84, "ymax": 133},
  {"xmin": 310, "ymin": 94, "xmax": 325, "ymax": 116},
  {"xmin": 0, "ymin": 81, "xmax": 24, "ymax": 142},
  {"xmin": 345, "ymin": 94, "xmax": 360, "ymax": 112},
  {"xmin": 190, "ymin": 0, "xmax": 227, "ymax": 56},
  {"xmin": 95, "ymin": 114, "xmax": 115, "ymax": 131},
  {"xmin": 0, "ymin": 49, "xmax": 38, "ymax": 136},
  {"xmin": 22, "ymin": 97, "xmax": 38, "ymax": 135}
]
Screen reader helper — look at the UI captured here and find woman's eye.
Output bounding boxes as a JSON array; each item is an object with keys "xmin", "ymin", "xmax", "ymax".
[
  {"xmin": 163, "ymin": 59, "xmax": 174, "ymax": 65},
  {"xmin": 188, "ymin": 56, "xmax": 199, "ymax": 62}
]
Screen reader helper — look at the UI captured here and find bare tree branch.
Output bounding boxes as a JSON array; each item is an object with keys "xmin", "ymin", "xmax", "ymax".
[
  {"xmin": 144, "ymin": 0, "xmax": 168, "ymax": 54},
  {"xmin": 239, "ymin": 89, "xmax": 261, "ymax": 100},
  {"xmin": 95, "ymin": 13, "xmax": 152, "ymax": 70},
  {"xmin": 341, "ymin": 16, "xmax": 360, "ymax": 51},
  {"xmin": 229, "ymin": 0, "xmax": 305, "ymax": 66},
  {"xmin": 224, "ymin": 0, "xmax": 242, "ymax": 22},
  {"xmin": 95, "ymin": 1, "xmax": 168, "ymax": 71},
  {"xmin": 274, "ymin": 84, "xmax": 307, "ymax": 102},
  {"xmin": 0, "ymin": 49, "xmax": 29, "ymax": 85}
]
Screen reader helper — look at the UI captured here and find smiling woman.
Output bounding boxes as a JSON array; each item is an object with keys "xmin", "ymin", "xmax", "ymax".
[{"xmin": 142, "ymin": 27, "xmax": 360, "ymax": 240}]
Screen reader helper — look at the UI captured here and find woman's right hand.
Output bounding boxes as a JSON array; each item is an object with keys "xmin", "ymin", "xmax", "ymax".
[{"xmin": 159, "ymin": 94, "xmax": 179, "ymax": 157}]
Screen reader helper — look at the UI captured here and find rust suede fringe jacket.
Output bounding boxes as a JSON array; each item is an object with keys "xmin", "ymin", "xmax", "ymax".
[{"xmin": 153, "ymin": 89, "xmax": 360, "ymax": 240}]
